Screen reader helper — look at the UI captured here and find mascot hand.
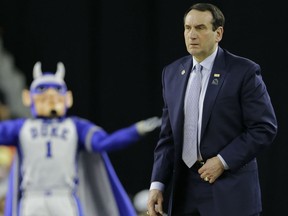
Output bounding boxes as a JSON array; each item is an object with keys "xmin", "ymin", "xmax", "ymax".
[{"xmin": 136, "ymin": 116, "xmax": 161, "ymax": 135}]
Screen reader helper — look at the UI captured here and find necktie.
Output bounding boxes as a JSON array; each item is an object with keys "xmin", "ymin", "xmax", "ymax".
[{"xmin": 182, "ymin": 64, "xmax": 202, "ymax": 168}]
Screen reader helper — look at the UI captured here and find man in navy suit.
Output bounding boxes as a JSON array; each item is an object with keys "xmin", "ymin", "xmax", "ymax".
[{"xmin": 147, "ymin": 3, "xmax": 277, "ymax": 216}]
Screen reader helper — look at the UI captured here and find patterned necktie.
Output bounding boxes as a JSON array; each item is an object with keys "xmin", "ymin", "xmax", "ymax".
[{"xmin": 182, "ymin": 64, "xmax": 202, "ymax": 168}]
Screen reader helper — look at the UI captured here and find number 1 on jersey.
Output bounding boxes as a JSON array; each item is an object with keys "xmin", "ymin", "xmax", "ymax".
[{"xmin": 46, "ymin": 141, "xmax": 52, "ymax": 158}]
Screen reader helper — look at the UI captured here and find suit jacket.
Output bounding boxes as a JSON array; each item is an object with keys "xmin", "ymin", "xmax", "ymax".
[{"xmin": 151, "ymin": 47, "xmax": 277, "ymax": 216}]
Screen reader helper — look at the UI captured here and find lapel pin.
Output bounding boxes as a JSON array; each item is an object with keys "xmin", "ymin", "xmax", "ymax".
[
  {"xmin": 181, "ymin": 70, "xmax": 186, "ymax": 75},
  {"xmin": 213, "ymin": 73, "xmax": 220, "ymax": 77},
  {"xmin": 212, "ymin": 78, "xmax": 219, "ymax": 85}
]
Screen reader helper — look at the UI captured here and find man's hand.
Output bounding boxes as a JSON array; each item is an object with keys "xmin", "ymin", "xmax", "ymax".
[
  {"xmin": 198, "ymin": 156, "xmax": 225, "ymax": 183},
  {"xmin": 136, "ymin": 116, "xmax": 161, "ymax": 135},
  {"xmin": 147, "ymin": 189, "xmax": 164, "ymax": 216}
]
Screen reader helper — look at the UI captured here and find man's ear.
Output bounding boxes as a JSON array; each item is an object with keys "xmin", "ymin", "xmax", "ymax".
[
  {"xmin": 22, "ymin": 89, "xmax": 31, "ymax": 107},
  {"xmin": 66, "ymin": 91, "xmax": 73, "ymax": 108}
]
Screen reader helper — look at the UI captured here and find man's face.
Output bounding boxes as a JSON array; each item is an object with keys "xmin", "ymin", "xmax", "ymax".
[
  {"xmin": 32, "ymin": 84, "xmax": 68, "ymax": 117},
  {"xmin": 184, "ymin": 9, "xmax": 223, "ymax": 62}
]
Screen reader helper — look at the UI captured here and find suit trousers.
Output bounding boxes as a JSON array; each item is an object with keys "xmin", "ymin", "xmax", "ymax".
[
  {"xmin": 172, "ymin": 160, "xmax": 260, "ymax": 216},
  {"xmin": 172, "ymin": 160, "xmax": 213, "ymax": 216}
]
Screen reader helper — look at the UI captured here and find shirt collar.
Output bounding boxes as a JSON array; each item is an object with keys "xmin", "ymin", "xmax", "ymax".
[{"xmin": 192, "ymin": 46, "xmax": 218, "ymax": 71}]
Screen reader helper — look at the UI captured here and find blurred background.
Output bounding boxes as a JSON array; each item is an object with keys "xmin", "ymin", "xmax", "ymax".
[{"xmin": 0, "ymin": 0, "xmax": 287, "ymax": 215}]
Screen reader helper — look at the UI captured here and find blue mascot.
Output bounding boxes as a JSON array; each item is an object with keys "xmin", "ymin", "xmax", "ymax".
[{"xmin": 0, "ymin": 62, "xmax": 161, "ymax": 216}]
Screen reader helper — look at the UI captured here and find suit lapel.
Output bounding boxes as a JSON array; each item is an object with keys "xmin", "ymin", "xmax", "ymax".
[
  {"xmin": 171, "ymin": 57, "xmax": 193, "ymax": 140},
  {"xmin": 201, "ymin": 48, "xmax": 227, "ymax": 139}
]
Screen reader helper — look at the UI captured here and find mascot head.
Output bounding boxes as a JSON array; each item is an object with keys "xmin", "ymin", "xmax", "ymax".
[{"xmin": 22, "ymin": 61, "xmax": 73, "ymax": 118}]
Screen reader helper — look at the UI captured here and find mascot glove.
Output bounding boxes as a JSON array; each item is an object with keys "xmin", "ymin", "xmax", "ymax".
[{"xmin": 136, "ymin": 116, "xmax": 162, "ymax": 135}]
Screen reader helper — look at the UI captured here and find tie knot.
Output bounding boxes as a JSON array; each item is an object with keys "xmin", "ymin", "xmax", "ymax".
[{"xmin": 194, "ymin": 64, "xmax": 202, "ymax": 73}]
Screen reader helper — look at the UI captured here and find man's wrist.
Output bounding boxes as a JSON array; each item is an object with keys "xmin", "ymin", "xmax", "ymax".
[
  {"xmin": 217, "ymin": 154, "xmax": 229, "ymax": 170},
  {"xmin": 150, "ymin": 181, "xmax": 165, "ymax": 192}
]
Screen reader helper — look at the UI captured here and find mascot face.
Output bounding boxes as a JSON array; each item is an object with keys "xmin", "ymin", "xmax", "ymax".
[{"xmin": 22, "ymin": 62, "xmax": 73, "ymax": 118}]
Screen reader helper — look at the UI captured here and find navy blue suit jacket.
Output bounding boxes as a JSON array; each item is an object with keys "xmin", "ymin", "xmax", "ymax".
[{"xmin": 151, "ymin": 47, "xmax": 277, "ymax": 216}]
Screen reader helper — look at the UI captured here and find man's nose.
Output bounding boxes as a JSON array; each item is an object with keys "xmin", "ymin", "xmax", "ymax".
[{"xmin": 188, "ymin": 29, "xmax": 197, "ymax": 38}]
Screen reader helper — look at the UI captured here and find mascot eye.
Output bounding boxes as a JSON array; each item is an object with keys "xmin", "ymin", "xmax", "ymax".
[
  {"xmin": 35, "ymin": 85, "xmax": 48, "ymax": 93},
  {"xmin": 55, "ymin": 86, "xmax": 67, "ymax": 94},
  {"xmin": 32, "ymin": 84, "xmax": 67, "ymax": 94}
]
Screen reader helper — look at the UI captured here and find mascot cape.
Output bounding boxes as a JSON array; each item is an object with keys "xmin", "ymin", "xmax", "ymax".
[{"xmin": 5, "ymin": 151, "xmax": 137, "ymax": 216}]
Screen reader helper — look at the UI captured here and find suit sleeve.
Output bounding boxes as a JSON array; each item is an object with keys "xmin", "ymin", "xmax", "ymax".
[
  {"xmin": 151, "ymin": 67, "xmax": 175, "ymax": 185},
  {"xmin": 219, "ymin": 63, "xmax": 277, "ymax": 170}
]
